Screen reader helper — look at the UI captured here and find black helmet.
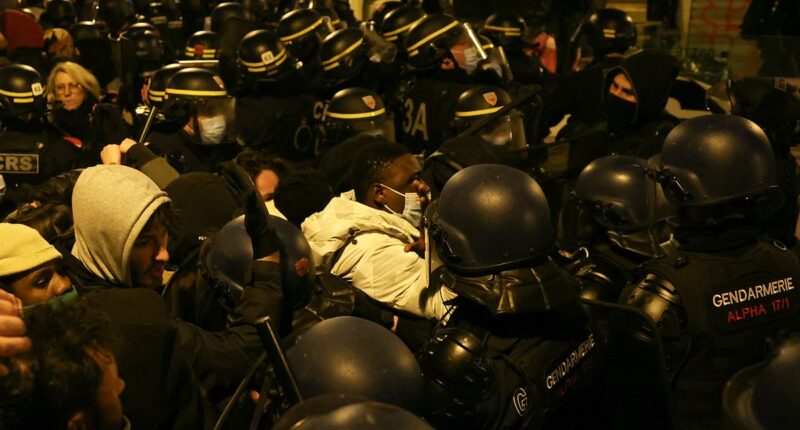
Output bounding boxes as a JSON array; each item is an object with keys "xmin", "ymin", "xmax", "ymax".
[
  {"xmin": 575, "ymin": 155, "xmax": 673, "ymax": 231},
  {"xmin": 417, "ymin": 328, "xmax": 493, "ymax": 427},
  {"xmin": 163, "ymin": 68, "xmax": 234, "ymax": 144},
  {"xmin": 146, "ymin": 63, "xmax": 183, "ymax": 107},
  {"xmin": 185, "ymin": 31, "xmax": 220, "ymax": 59},
  {"xmin": 371, "ymin": 0, "xmax": 404, "ymax": 28},
  {"xmin": 324, "ymin": 87, "xmax": 394, "ymax": 145},
  {"xmin": 659, "ymin": 115, "xmax": 779, "ymax": 213},
  {"xmin": 202, "ymin": 214, "xmax": 314, "ymax": 312},
  {"xmin": 0, "ymin": 64, "xmax": 46, "ymax": 121},
  {"xmin": 429, "ymin": 164, "xmax": 553, "ymax": 276},
  {"xmin": 404, "ymin": 14, "xmax": 462, "ymax": 70},
  {"xmin": 452, "ymin": 86, "xmax": 526, "ymax": 150},
  {"xmin": 122, "ymin": 29, "xmax": 165, "ymax": 75},
  {"xmin": 482, "ymin": 13, "xmax": 526, "ymax": 48},
  {"xmin": 290, "ymin": 402, "xmax": 434, "ymax": 430},
  {"xmin": 278, "ymin": 8, "xmax": 332, "ymax": 61},
  {"xmin": 586, "ymin": 8, "xmax": 637, "ymax": 56},
  {"xmin": 210, "ymin": 1, "xmax": 254, "ymax": 33},
  {"xmin": 240, "ymin": 0, "xmax": 276, "ymax": 22},
  {"xmin": 729, "ymin": 77, "xmax": 800, "ymax": 147},
  {"xmin": 379, "ymin": 5, "xmax": 425, "ymax": 47},
  {"xmin": 722, "ymin": 337, "xmax": 800, "ymax": 430},
  {"xmin": 238, "ymin": 30, "xmax": 295, "ymax": 82},
  {"xmin": 571, "ymin": 155, "xmax": 674, "ymax": 257},
  {"xmin": 96, "ymin": 0, "xmax": 136, "ymax": 36},
  {"xmin": 320, "ymin": 28, "xmax": 367, "ymax": 86},
  {"xmin": 40, "ymin": 0, "xmax": 77, "ymax": 29},
  {"xmin": 122, "ymin": 21, "xmax": 159, "ymax": 38},
  {"xmin": 70, "ymin": 20, "xmax": 108, "ymax": 42},
  {"xmin": 286, "ymin": 316, "xmax": 424, "ymax": 412}
]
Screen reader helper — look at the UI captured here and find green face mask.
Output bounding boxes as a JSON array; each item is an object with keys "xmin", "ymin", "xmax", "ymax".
[{"xmin": 22, "ymin": 287, "xmax": 79, "ymax": 315}]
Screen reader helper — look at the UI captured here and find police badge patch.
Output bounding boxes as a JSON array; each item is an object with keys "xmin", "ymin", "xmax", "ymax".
[
  {"xmin": 512, "ymin": 387, "xmax": 529, "ymax": 417},
  {"xmin": 261, "ymin": 50, "xmax": 275, "ymax": 64},
  {"xmin": 483, "ymin": 92, "xmax": 497, "ymax": 106},
  {"xmin": 362, "ymin": 95, "xmax": 376, "ymax": 110},
  {"xmin": 31, "ymin": 82, "xmax": 43, "ymax": 96}
]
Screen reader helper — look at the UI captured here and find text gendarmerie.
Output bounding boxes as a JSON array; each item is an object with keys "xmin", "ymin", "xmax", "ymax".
[
  {"xmin": 546, "ymin": 334, "xmax": 596, "ymax": 390},
  {"xmin": 712, "ymin": 277, "xmax": 794, "ymax": 308}
]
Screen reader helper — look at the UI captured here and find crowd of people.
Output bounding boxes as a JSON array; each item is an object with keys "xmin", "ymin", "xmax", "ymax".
[{"xmin": 1, "ymin": 0, "xmax": 800, "ymax": 429}]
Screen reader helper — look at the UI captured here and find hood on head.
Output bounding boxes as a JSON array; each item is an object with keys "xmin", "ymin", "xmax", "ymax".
[
  {"xmin": 603, "ymin": 51, "xmax": 679, "ymax": 125},
  {"xmin": 71, "ymin": 165, "xmax": 170, "ymax": 286}
]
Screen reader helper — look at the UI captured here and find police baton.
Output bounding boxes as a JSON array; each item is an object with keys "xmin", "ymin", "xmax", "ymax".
[
  {"xmin": 136, "ymin": 105, "xmax": 158, "ymax": 146},
  {"xmin": 255, "ymin": 316, "xmax": 303, "ymax": 406}
]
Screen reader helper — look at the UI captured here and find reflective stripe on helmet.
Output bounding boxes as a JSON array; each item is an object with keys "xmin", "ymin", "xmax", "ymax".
[
  {"xmin": 280, "ymin": 17, "xmax": 325, "ymax": 42},
  {"xmin": 382, "ymin": 15, "xmax": 426, "ymax": 38},
  {"xmin": 321, "ymin": 37, "xmax": 364, "ymax": 71},
  {"xmin": 454, "ymin": 106, "xmax": 504, "ymax": 117},
  {"xmin": 326, "ymin": 107, "xmax": 386, "ymax": 119},
  {"xmin": 406, "ymin": 19, "xmax": 459, "ymax": 54}
]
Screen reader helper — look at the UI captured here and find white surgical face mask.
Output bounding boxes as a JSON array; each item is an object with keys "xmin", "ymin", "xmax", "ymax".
[
  {"xmin": 380, "ymin": 183, "xmax": 423, "ymax": 227},
  {"xmin": 199, "ymin": 115, "xmax": 226, "ymax": 145},
  {"xmin": 462, "ymin": 46, "xmax": 480, "ymax": 74}
]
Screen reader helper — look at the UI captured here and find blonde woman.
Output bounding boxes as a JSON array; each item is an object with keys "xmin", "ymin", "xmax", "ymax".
[{"xmin": 46, "ymin": 61, "xmax": 130, "ymax": 155}]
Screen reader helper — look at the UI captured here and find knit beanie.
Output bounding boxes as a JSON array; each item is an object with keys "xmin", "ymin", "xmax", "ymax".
[{"xmin": 0, "ymin": 223, "xmax": 62, "ymax": 277}]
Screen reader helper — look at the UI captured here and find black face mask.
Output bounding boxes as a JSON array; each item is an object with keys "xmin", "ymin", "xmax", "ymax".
[{"xmin": 604, "ymin": 94, "xmax": 637, "ymax": 129}]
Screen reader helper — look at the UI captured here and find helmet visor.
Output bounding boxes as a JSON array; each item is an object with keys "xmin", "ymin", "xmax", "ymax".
[{"xmin": 477, "ymin": 110, "xmax": 526, "ymax": 150}]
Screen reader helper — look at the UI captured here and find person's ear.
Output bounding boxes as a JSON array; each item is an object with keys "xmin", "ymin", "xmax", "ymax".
[
  {"xmin": 67, "ymin": 411, "xmax": 89, "ymax": 430},
  {"xmin": 370, "ymin": 183, "xmax": 385, "ymax": 204}
]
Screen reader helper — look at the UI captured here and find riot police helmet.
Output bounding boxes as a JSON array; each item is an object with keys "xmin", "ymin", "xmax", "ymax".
[
  {"xmin": 379, "ymin": 4, "xmax": 425, "ymax": 48},
  {"xmin": 285, "ymin": 316, "xmax": 424, "ymax": 412},
  {"xmin": 162, "ymin": 67, "xmax": 235, "ymax": 144},
  {"xmin": 324, "ymin": 87, "xmax": 394, "ymax": 145},
  {"xmin": 658, "ymin": 114, "xmax": 780, "ymax": 218},
  {"xmin": 289, "ymin": 402, "xmax": 434, "ymax": 430},
  {"xmin": 122, "ymin": 21, "xmax": 159, "ymax": 38},
  {"xmin": 278, "ymin": 8, "xmax": 333, "ymax": 60},
  {"xmin": 571, "ymin": 155, "xmax": 674, "ymax": 257},
  {"xmin": 238, "ymin": 29, "xmax": 295, "ymax": 82},
  {"xmin": 429, "ymin": 164, "xmax": 553, "ymax": 276},
  {"xmin": 319, "ymin": 28, "xmax": 367, "ymax": 87},
  {"xmin": 722, "ymin": 337, "xmax": 800, "ymax": 429},
  {"xmin": 586, "ymin": 8, "xmax": 637, "ymax": 57},
  {"xmin": 210, "ymin": 1, "xmax": 254, "ymax": 33},
  {"xmin": 416, "ymin": 328, "xmax": 494, "ymax": 426},
  {"xmin": 0, "ymin": 64, "xmax": 47, "ymax": 122},
  {"xmin": 452, "ymin": 85, "xmax": 526, "ymax": 150},
  {"xmin": 371, "ymin": 0, "xmax": 404, "ymax": 28},
  {"xmin": 404, "ymin": 13, "xmax": 493, "ymax": 76},
  {"xmin": 146, "ymin": 63, "xmax": 183, "ymax": 107},
  {"xmin": 482, "ymin": 13, "xmax": 526, "ymax": 49},
  {"xmin": 121, "ymin": 29, "xmax": 165, "ymax": 76},
  {"xmin": 202, "ymin": 214, "xmax": 314, "ymax": 312},
  {"xmin": 40, "ymin": 0, "xmax": 77, "ymax": 29},
  {"xmin": 240, "ymin": 0, "xmax": 274, "ymax": 22},
  {"xmin": 185, "ymin": 30, "xmax": 220, "ymax": 59},
  {"xmin": 96, "ymin": 0, "xmax": 135, "ymax": 36},
  {"xmin": 728, "ymin": 77, "xmax": 800, "ymax": 147},
  {"xmin": 70, "ymin": 20, "xmax": 108, "ymax": 42}
]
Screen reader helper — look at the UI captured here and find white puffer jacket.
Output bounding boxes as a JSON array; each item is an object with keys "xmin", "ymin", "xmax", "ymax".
[{"xmin": 302, "ymin": 190, "xmax": 455, "ymax": 320}]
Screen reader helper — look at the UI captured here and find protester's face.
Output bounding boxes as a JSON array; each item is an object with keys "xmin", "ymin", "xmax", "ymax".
[
  {"xmin": 608, "ymin": 72, "xmax": 637, "ymax": 103},
  {"xmin": 255, "ymin": 169, "xmax": 279, "ymax": 201},
  {"xmin": 7, "ymin": 260, "xmax": 72, "ymax": 306},
  {"xmin": 87, "ymin": 349, "xmax": 125, "ymax": 430},
  {"xmin": 129, "ymin": 216, "xmax": 169, "ymax": 289},
  {"xmin": 379, "ymin": 154, "xmax": 429, "ymax": 214},
  {"xmin": 55, "ymin": 72, "xmax": 86, "ymax": 111}
]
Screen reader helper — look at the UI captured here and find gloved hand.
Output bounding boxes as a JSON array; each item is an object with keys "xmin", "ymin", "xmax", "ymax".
[{"xmin": 221, "ymin": 161, "xmax": 281, "ymax": 259}]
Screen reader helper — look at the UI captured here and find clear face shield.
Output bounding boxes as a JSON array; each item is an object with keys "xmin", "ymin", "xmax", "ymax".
[
  {"xmin": 194, "ymin": 95, "xmax": 236, "ymax": 145},
  {"xmin": 446, "ymin": 23, "xmax": 508, "ymax": 81},
  {"xmin": 471, "ymin": 109, "xmax": 527, "ymax": 150},
  {"xmin": 350, "ymin": 112, "xmax": 396, "ymax": 142}
]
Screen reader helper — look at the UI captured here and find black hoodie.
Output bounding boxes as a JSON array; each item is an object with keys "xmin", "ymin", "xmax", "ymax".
[{"xmin": 600, "ymin": 51, "xmax": 680, "ymax": 157}]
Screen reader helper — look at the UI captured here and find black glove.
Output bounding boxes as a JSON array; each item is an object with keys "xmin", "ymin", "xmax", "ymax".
[{"xmin": 221, "ymin": 161, "xmax": 281, "ymax": 259}]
